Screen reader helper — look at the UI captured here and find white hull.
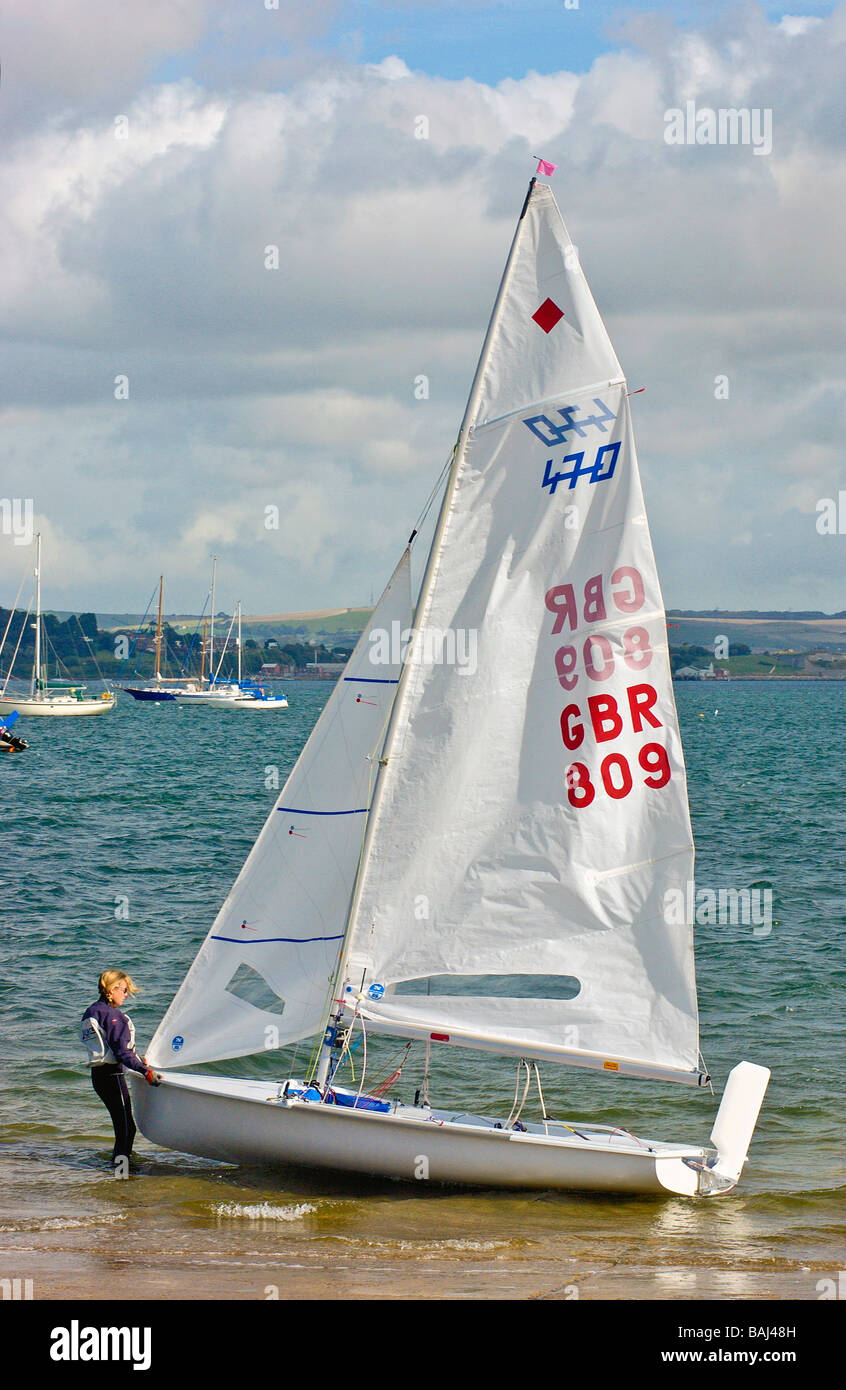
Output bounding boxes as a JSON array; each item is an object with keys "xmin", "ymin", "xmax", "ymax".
[
  {"xmin": 0, "ymin": 695, "xmax": 116, "ymax": 717},
  {"xmin": 225, "ymin": 697, "xmax": 288, "ymax": 709},
  {"xmin": 130, "ymin": 1071, "xmax": 732, "ymax": 1197},
  {"xmin": 173, "ymin": 690, "xmax": 288, "ymax": 708}
]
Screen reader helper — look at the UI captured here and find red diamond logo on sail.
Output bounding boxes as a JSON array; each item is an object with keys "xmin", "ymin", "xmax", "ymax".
[{"xmin": 532, "ymin": 298, "xmax": 564, "ymax": 333}]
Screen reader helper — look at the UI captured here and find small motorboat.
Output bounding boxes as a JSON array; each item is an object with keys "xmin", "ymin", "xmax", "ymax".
[{"xmin": 0, "ymin": 711, "xmax": 29, "ymax": 752}]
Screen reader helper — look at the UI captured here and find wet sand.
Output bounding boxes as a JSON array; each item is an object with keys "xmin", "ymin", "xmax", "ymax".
[
  {"xmin": 18, "ymin": 1261, "xmax": 825, "ymax": 1301},
  {"xmin": 4, "ymin": 1205, "xmax": 834, "ymax": 1302}
]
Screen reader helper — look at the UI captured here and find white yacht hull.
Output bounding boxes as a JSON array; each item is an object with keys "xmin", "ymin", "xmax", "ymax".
[
  {"xmin": 130, "ymin": 1071, "xmax": 730, "ymax": 1197},
  {"xmin": 226, "ymin": 697, "xmax": 288, "ymax": 709},
  {"xmin": 173, "ymin": 690, "xmax": 288, "ymax": 709},
  {"xmin": 0, "ymin": 695, "xmax": 116, "ymax": 717}
]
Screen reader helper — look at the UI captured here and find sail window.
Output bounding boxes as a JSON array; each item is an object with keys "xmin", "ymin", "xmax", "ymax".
[
  {"xmin": 394, "ymin": 975, "xmax": 581, "ymax": 1000},
  {"xmin": 224, "ymin": 963, "xmax": 286, "ymax": 1016}
]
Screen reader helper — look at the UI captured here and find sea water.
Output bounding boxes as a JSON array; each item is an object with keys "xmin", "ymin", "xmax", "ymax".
[{"xmin": 0, "ymin": 682, "xmax": 843, "ymax": 1299}]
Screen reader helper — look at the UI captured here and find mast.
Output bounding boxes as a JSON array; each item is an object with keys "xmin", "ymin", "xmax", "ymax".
[
  {"xmin": 154, "ymin": 575, "xmax": 164, "ymax": 685},
  {"xmin": 237, "ymin": 601, "xmax": 242, "ymax": 684},
  {"xmin": 199, "ymin": 618, "xmax": 207, "ymax": 685},
  {"xmin": 315, "ymin": 181, "xmax": 538, "ymax": 1085},
  {"xmin": 209, "ymin": 557, "xmax": 217, "ymax": 688},
  {"xmin": 33, "ymin": 532, "xmax": 42, "ymax": 698}
]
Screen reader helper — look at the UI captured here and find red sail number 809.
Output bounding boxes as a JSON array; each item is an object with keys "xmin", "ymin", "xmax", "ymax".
[{"xmin": 566, "ymin": 743, "xmax": 671, "ymax": 808}]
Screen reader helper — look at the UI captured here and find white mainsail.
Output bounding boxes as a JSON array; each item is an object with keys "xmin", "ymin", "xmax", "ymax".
[
  {"xmin": 147, "ymin": 551, "xmax": 412, "ymax": 1068},
  {"xmin": 341, "ymin": 182, "xmax": 702, "ymax": 1085}
]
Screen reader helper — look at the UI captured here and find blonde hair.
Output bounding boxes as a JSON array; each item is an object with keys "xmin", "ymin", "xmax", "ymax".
[{"xmin": 98, "ymin": 970, "xmax": 139, "ymax": 1002}]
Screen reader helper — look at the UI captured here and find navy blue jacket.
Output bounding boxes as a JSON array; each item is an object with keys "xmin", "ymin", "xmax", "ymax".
[{"xmin": 80, "ymin": 999, "xmax": 147, "ymax": 1074}]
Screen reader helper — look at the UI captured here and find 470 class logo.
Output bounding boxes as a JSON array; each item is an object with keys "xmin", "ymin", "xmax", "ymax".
[{"xmin": 523, "ymin": 397, "xmax": 621, "ymax": 495}]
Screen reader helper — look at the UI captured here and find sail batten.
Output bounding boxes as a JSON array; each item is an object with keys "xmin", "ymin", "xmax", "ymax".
[
  {"xmin": 341, "ymin": 181, "xmax": 700, "ymax": 1081},
  {"xmin": 478, "ymin": 379, "xmax": 627, "ymax": 433}
]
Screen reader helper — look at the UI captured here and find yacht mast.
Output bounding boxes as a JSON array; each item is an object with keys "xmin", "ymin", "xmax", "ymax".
[
  {"xmin": 33, "ymin": 532, "xmax": 42, "ymax": 697},
  {"xmin": 315, "ymin": 182, "xmax": 537, "ymax": 1086},
  {"xmin": 154, "ymin": 575, "xmax": 164, "ymax": 685},
  {"xmin": 209, "ymin": 557, "xmax": 217, "ymax": 688}
]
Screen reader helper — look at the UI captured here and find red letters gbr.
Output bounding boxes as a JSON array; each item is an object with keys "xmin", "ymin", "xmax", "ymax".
[{"xmin": 544, "ymin": 567, "xmax": 672, "ymax": 808}]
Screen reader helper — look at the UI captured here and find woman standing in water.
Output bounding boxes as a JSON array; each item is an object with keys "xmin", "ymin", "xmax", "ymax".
[{"xmin": 80, "ymin": 970, "xmax": 159, "ymax": 1164}]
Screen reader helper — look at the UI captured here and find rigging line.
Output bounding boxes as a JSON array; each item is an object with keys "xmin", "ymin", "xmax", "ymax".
[
  {"xmin": 73, "ymin": 613, "xmax": 111, "ymax": 687},
  {"xmin": 212, "ymin": 606, "xmax": 238, "ymax": 684},
  {"xmin": 41, "ymin": 626, "xmax": 64, "ymax": 681},
  {"xmin": 324, "ymin": 1002, "xmax": 364, "ymax": 1092},
  {"xmin": 408, "ymin": 448, "xmax": 455, "ymax": 543},
  {"xmin": 607, "ymin": 1127, "xmax": 649, "ymax": 1148},
  {"xmin": 307, "ymin": 640, "xmax": 400, "ymax": 1089},
  {"xmin": 318, "ymin": 678, "xmax": 395, "ymax": 1026},
  {"xmin": 354, "ymin": 1008, "xmax": 368, "ymax": 1104},
  {"xmin": 533, "ymin": 1063, "xmax": 549, "ymax": 1133},
  {"xmin": 305, "ymin": 1021, "xmax": 328, "ymax": 1083},
  {"xmin": 505, "ymin": 1060, "xmax": 523, "ymax": 1129},
  {"xmin": 369, "ymin": 1039, "xmax": 413, "ymax": 1098},
  {"xmin": 0, "ymin": 565, "xmax": 29, "ymax": 665},
  {"xmin": 328, "ymin": 1024, "xmax": 361, "ymax": 1087},
  {"xmin": 529, "ymin": 1066, "xmax": 592, "ymax": 1142},
  {"xmin": 506, "ymin": 1060, "xmax": 532, "ymax": 1129},
  {"xmin": 126, "ymin": 584, "xmax": 158, "ymax": 662},
  {"xmin": 179, "ymin": 590, "xmax": 211, "ymax": 677},
  {"xmin": 0, "ymin": 597, "xmax": 33, "ymax": 697},
  {"xmin": 307, "ymin": 936, "xmax": 353, "ymax": 1086}
]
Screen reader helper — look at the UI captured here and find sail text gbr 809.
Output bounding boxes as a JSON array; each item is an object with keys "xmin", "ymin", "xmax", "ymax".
[{"xmin": 132, "ymin": 177, "xmax": 769, "ymax": 1197}]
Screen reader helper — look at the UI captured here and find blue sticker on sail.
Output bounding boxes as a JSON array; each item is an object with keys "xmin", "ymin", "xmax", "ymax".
[
  {"xmin": 367, "ymin": 983, "xmax": 386, "ymax": 1000},
  {"xmin": 542, "ymin": 441, "xmax": 621, "ymax": 495},
  {"xmin": 171, "ymin": 1035, "xmax": 184, "ymax": 1052},
  {"xmin": 524, "ymin": 397, "xmax": 615, "ymax": 447}
]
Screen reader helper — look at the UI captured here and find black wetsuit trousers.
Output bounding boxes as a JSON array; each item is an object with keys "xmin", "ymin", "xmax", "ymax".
[{"xmin": 91, "ymin": 1063, "xmax": 137, "ymax": 1161}]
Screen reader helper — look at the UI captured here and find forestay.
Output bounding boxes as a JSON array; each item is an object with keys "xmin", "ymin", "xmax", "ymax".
[
  {"xmin": 343, "ymin": 183, "xmax": 703, "ymax": 1085},
  {"xmin": 147, "ymin": 552, "xmax": 412, "ymax": 1068}
]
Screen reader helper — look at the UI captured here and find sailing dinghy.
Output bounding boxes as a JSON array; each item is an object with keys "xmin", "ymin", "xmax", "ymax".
[
  {"xmin": 133, "ymin": 178, "xmax": 769, "ymax": 1196},
  {"xmin": 0, "ymin": 533, "xmax": 116, "ymax": 718}
]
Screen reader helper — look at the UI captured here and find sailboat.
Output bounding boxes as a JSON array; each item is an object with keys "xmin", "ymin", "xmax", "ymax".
[
  {"xmin": 174, "ymin": 602, "xmax": 289, "ymax": 709},
  {"xmin": 172, "ymin": 558, "xmax": 242, "ymax": 705},
  {"xmin": 0, "ymin": 534, "xmax": 116, "ymax": 718},
  {"xmin": 132, "ymin": 176, "xmax": 769, "ymax": 1196},
  {"xmin": 121, "ymin": 576, "xmax": 199, "ymax": 702}
]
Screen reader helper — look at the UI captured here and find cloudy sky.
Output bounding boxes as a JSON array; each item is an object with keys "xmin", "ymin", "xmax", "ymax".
[{"xmin": 1, "ymin": 0, "xmax": 844, "ymax": 616}]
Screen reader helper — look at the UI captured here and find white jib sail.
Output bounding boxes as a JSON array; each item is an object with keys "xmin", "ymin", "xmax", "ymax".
[
  {"xmin": 147, "ymin": 551, "xmax": 412, "ymax": 1068},
  {"xmin": 343, "ymin": 182, "xmax": 702, "ymax": 1085}
]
